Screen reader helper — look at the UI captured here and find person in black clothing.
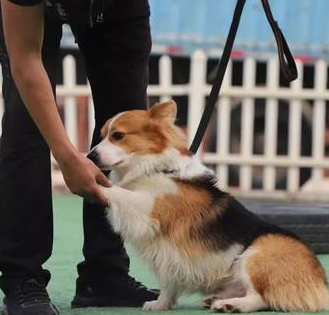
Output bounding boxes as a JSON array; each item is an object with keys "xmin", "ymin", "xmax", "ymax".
[{"xmin": 0, "ymin": 0, "xmax": 158, "ymax": 314}]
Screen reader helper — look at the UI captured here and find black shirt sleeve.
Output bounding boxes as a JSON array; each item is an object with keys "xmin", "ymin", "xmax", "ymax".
[{"xmin": 5, "ymin": 0, "xmax": 42, "ymax": 6}]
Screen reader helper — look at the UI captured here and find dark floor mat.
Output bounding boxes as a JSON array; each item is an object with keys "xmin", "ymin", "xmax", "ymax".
[{"xmin": 241, "ymin": 199, "xmax": 329, "ymax": 254}]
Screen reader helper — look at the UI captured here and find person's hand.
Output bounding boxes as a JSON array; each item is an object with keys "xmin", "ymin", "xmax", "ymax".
[{"xmin": 58, "ymin": 152, "xmax": 112, "ymax": 206}]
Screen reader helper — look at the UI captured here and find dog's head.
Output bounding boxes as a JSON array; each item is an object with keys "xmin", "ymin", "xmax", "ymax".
[{"xmin": 88, "ymin": 101, "xmax": 188, "ymax": 170}]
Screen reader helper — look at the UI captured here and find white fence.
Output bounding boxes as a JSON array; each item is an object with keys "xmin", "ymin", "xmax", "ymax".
[
  {"xmin": 1, "ymin": 51, "xmax": 329, "ymax": 201},
  {"xmin": 149, "ymin": 52, "xmax": 329, "ymax": 201}
]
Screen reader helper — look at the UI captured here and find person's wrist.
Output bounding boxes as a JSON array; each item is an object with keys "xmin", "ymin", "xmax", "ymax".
[{"xmin": 53, "ymin": 143, "xmax": 79, "ymax": 167}]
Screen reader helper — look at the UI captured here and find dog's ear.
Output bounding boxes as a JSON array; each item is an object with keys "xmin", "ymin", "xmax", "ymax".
[
  {"xmin": 100, "ymin": 119, "xmax": 110, "ymax": 138},
  {"xmin": 150, "ymin": 100, "xmax": 177, "ymax": 123}
]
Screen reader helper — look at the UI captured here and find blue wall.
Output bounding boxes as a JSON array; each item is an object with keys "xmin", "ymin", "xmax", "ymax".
[{"xmin": 149, "ymin": 0, "xmax": 329, "ymax": 57}]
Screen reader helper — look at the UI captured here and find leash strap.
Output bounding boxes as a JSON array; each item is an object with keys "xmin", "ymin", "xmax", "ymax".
[{"xmin": 189, "ymin": 0, "xmax": 298, "ymax": 154}]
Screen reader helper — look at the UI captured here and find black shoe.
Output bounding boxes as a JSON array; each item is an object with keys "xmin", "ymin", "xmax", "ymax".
[
  {"xmin": 0, "ymin": 271, "xmax": 59, "ymax": 315},
  {"xmin": 71, "ymin": 274, "xmax": 159, "ymax": 308}
]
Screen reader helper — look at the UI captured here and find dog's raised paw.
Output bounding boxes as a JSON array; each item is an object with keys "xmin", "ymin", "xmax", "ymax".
[{"xmin": 143, "ymin": 300, "xmax": 170, "ymax": 311}]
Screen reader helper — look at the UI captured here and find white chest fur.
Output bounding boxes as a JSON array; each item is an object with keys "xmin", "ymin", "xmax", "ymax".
[{"xmin": 139, "ymin": 239, "xmax": 243, "ymax": 295}]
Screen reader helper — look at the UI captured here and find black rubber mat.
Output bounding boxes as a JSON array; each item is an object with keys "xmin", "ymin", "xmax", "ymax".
[{"xmin": 241, "ymin": 199, "xmax": 329, "ymax": 254}]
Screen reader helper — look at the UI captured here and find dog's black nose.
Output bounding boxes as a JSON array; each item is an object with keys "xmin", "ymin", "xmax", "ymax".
[{"xmin": 87, "ymin": 150, "xmax": 99, "ymax": 165}]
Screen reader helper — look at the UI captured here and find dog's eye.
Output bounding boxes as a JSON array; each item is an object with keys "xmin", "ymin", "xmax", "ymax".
[{"xmin": 112, "ymin": 132, "xmax": 125, "ymax": 141}]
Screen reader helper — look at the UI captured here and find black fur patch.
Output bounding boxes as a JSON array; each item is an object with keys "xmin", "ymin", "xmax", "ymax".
[
  {"xmin": 175, "ymin": 175, "xmax": 299, "ymax": 251},
  {"xmin": 209, "ymin": 197, "xmax": 299, "ymax": 249}
]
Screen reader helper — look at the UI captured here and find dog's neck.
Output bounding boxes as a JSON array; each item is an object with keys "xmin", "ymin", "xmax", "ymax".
[{"xmin": 109, "ymin": 148, "xmax": 211, "ymax": 186}]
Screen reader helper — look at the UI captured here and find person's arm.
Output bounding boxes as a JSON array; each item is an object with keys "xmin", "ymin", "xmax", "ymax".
[{"xmin": 1, "ymin": 0, "xmax": 110, "ymax": 205}]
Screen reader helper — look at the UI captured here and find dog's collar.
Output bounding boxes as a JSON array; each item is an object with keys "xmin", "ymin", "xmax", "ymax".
[
  {"xmin": 112, "ymin": 166, "xmax": 180, "ymax": 186},
  {"xmin": 154, "ymin": 168, "xmax": 180, "ymax": 176},
  {"xmin": 160, "ymin": 169, "xmax": 178, "ymax": 175}
]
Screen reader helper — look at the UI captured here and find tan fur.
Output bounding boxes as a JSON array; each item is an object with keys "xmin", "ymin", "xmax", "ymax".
[
  {"xmin": 247, "ymin": 234, "xmax": 329, "ymax": 312},
  {"xmin": 101, "ymin": 102, "xmax": 188, "ymax": 155},
  {"xmin": 100, "ymin": 119, "xmax": 110, "ymax": 138},
  {"xmin": 151, "ymin": 180, "xmax": 231, "ymax": 259},
  {"xmin": 150, "ymin": 101, "xmax": 177, "ymax": 123}
]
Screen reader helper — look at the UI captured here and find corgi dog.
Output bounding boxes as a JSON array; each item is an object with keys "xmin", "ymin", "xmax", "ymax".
[{"xmin": 89, "ymin": 100, "xmax": 329, "ymax": 313}]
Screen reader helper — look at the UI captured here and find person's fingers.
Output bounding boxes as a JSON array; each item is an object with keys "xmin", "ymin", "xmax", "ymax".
[{"xmin": 96, "ymin": 171, "xmax": 112, "ymax": 187}]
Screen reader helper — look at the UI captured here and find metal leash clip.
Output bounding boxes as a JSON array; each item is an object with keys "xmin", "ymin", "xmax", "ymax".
[{"xmin": 96, "ymin": 13, "xmax": 104, "ymax": 23}]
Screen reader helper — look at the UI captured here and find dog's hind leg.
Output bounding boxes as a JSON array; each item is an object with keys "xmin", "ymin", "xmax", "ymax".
[
  {"xmin": 143, "ymin": 289, "xmax": 177, "ymax": 311},
  {"xmin": 208, "ymin": 248, "xmax": 268, "ymax": 313},
  {"xmin": 211, "ymin": 293, "xmax": 267, "ymax": 313},
  {"xmin": 202, "ymin": 280, "xmax": 246, "ymax": 309}
]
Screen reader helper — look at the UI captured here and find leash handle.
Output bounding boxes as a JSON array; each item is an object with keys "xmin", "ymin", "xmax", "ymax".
[
  {"xmin": 189, "ymin": 0, "xmax": 298, "ymax": 154},
  {"xmin": 261, "ymin": 0, "xmax": 298, "ymax": 81}
]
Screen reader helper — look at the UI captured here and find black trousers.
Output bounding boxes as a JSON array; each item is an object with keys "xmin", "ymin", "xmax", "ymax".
[{"xmin": 0, "ymin": 6, "xmax": 151, "ymax": 282}]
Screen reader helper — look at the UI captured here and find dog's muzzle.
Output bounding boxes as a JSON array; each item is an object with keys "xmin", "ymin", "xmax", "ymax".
[{"xmin": 87, "ymin": 150, "xmax": 100, "ymax": 166}]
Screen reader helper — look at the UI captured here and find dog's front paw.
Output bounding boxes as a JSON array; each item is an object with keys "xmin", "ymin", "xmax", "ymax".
[{"xmin": 143, "ymin": 300, "xmax": 171, "ymax": 311}]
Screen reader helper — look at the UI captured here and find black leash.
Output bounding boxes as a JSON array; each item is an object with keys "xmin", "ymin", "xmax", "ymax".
[{"xmin": 189, "ymin": 0, "xmax": 298, "ymax": 154}]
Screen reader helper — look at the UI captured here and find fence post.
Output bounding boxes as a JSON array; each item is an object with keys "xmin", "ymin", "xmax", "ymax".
[
  {"xmin": 287, "ymin": 60, "xmax": 303, "ymax": 193},
  {"xmin": 63, "ymin": 55, "xmax": 78, "ymax": 147},
  {"xmin": 217, "ymin": 97, "xmax": 231, "ymax": 189},
  {"xmin": 264, "ymin": 57, "xmax": 279, "ymax": 192},
  {"xmin": 88, "ymin": 97, "xmax": 95, "ymax": 148},
  {"xmin": 311, "ymin": 59, "xmax": 327, "ymax": 183},
  {"xmin": 159, "ymin": 55, "xmax": 172, "ymax": 102},
  {"xmin": 188, "ymin": 50, "xmax": 207, "ymax": 150},
  {"xmin": 217, "ymin": 61, "xmax": 232, "ymax": 190},
  {"xmin": 240, "ymin": 57, "xmax": 256, "ymax": 191}
]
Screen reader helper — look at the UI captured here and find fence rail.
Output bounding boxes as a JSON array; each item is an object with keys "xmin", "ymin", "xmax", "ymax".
[{"xmin": 1, "ymin": 51, "xmax": 329, "ymax": 201}]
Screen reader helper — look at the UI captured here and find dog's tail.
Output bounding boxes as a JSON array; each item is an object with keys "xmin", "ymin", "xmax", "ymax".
[{"xmin": 246, "ymin": 234, "xmax": 329, "ymax": 312}]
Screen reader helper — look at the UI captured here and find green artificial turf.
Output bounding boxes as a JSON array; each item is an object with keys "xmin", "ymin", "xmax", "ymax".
[{"xmin": 1, "ymin": 194, "xmax": 329, "ymax": 315}]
